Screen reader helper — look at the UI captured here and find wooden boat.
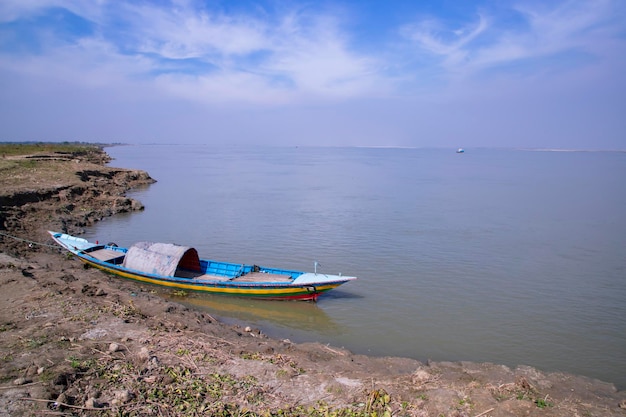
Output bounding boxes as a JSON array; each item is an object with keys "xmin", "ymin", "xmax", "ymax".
[{"xmin": 49, "ymin": 232, "xmax": 356, "ymax": 301}]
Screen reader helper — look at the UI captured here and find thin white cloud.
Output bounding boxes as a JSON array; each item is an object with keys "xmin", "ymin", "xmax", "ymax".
[
  {"xmin": 0, "ymin": 0, "xmax": 105, "ymax": 24},
  {"xmin": 401, "ymin": 0, "xmax": 624, "ymax": 79},
  {"xmin": 262, "ymin": 14, "xmax": 385, "ymax": 99},
  {"xmin": 119, "ymin": 3, "xmax": 270, "ymax": 59},
  {"xmin": 0, "ymin": 1, "xmax": 63, "ymax": 22},
  {"xmin": 1, "ymin": 34, "xmax": 154, "ymax": 91},
  {"xmin": 402, "ymin": 14, "xmax": 488, "ymax": 64},
  {"xmin": 471, "ymin": 0, "xmax": 619, "ymax": 70},
  {"xmin": 116, "ymin": 4, "xmax": 387, "ymax": 103}
]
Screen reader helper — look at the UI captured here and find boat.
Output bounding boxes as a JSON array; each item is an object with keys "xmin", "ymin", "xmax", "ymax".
[
  {"xmin": 49, "ymin": 232, "xmax": 356, "ymax": 301},
  {"xmin": 456, "ymin": 148, "xmax": 465, "ymax": 153}
]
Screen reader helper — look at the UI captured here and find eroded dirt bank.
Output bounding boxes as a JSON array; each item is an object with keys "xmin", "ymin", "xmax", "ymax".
[{"xmin": 1, "ymin": 145, "xmax": 624, "ymax": 417}]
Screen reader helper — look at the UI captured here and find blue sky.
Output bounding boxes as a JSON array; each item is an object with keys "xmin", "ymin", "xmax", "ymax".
[{"xmin": 1, "ymin": 0, "xmax": 624, "ymax": 149}]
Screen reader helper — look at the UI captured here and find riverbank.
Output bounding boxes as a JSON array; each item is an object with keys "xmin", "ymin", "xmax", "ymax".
[{"xmin": 1, "ymin": 144, "xmax": 624, "ymax": 416}]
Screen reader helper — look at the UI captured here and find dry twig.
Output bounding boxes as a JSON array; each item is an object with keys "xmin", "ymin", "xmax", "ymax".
[{"xmin": 474, "ymin": 407, "xmax": 495, "ymax": 417}]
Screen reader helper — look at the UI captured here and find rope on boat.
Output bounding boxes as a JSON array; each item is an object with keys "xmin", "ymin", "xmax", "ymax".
[{"xmin": 0, "ymin": 231, "xmax": 61, "ymax": 250}]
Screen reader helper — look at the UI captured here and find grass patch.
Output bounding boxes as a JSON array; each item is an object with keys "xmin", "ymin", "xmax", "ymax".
[
  {"xmin": 98, "ymin": 300, "xmax": 146, "ymax": 320},
  {"xmin": 0, "ymin": 142, "xmax": 103, "ymax": 157},
  {"xmin": 19, "ymin": 336, "xmax": 48, "ymax": 349},
  {"xmin": 0, "ymin": 323, "xmax": 16, "ymax": 332},
  {"xmin": 16, "ymin": 159, "xmax": 38, "ymax": 169},
  {"xmin": 49, "ymin": 346, "xmax": 404, "ymax": 417},
  {"xmin": 535, "ymin": 397, "xmax": 553, "ymax": 408}
]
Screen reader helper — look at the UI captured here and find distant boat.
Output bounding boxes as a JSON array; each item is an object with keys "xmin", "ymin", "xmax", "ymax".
[
  {"xmin": 49, "ymin": 232, "xmax": 356, "ymax": 301},
  {"xmin": 456, "ymin": 148, "xmax": 465, "ymax": 153}
]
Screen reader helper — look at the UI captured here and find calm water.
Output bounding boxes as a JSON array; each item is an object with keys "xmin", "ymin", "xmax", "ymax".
[{"xmin": 84, "ymin": 144, "xmax": 626, "ymax": 388}]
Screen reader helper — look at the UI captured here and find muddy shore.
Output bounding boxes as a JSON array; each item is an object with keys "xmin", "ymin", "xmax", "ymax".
[{"xmin": 1, "ymin": 145, "xmax": 624, "ymax": 416}]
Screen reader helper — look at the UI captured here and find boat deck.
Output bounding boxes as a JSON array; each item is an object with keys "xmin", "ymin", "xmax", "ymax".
[
  {"xmin": 177, "ymin": 269, "xmax": 293, "ymax": 283},
  {"xmin": 88, "ymin": 248, "xmax": 125, "ymax": 262},
  {"xmin": 231, "ymin": 272, "xmax": 293, "ymax": 282}
]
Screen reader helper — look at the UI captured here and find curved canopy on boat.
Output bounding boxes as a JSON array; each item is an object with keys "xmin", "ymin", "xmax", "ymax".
[{"xmin": 122, "ymin": 242, "xmax": 201, "ymax": 277}]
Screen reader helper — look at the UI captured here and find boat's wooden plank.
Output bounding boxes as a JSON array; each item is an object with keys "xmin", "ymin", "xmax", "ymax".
[
  {"xmin": 232, "ymin": 272, "xmax": 293, "ymax": 282},
  {"xmin": 192, "ymin": 274, "xmax": 231, "ymax": 281},
  {"xmin": 175, "ymin": 269, "xmax": 230, "ymax": 281},
  {"xmin": 176, "ymin": 269, "xmax": 292, "ymax": 282},
  {"xmin": 89, "ymin": 248, "xmax": 124, "ymax": 262}
]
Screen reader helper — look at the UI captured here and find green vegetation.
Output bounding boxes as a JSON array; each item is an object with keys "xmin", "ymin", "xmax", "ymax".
[
  {"xmin": 0, "ymin": 141, "xmax": 104, "ymax": 157},
  {"xmin": 0, "ymin": 141, "xmax": 111, "ymax": 185},
  {"xmin": 535, "ymin": 397, "xmax": 553, "ymax": 408},
  {"xmin": 68, "ymin": 355, "xmax": 97, "ymax": 371},
  {"xmin": 15, "ymin": 159, "xmax": 37, "ymax": 168},
  {"xmin": 19, "ymin": 336, "xmax": 48, "ymax": 349},
  {"xmin": 98, "ymin": 299, "xmax": 146, "ymax": 320},
  {"xmin": 54, "ymin": 352, "xmax": 400, "ymax": 417},
  {"xmin": 0, "ymin": 323, "xmax": 15, "ymax": 332}
]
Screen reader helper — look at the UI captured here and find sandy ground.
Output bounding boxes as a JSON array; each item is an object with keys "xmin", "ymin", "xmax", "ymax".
[{"xmin": 1, "ymin": 145, "xmax": 625, "ymax": 416}]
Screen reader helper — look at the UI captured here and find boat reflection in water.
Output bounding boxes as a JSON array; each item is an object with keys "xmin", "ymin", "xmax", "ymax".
[{"xmin": 165, "ymin": 292, "xmax": 343, "ymax": 336}]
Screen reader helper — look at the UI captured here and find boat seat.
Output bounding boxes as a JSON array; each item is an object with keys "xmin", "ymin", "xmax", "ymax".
[
  {"xmin": 89, "ymin": 248, "xmax": 125, "ymax": 264},
  {"xmin": 175, "ymin": 269, "xmax": 231, "ymax": 281}
]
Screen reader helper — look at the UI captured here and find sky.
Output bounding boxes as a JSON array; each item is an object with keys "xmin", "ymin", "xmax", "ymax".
[{"xmin": 0, "ymin": 0, "xmax": 625, "ymax": 149}]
